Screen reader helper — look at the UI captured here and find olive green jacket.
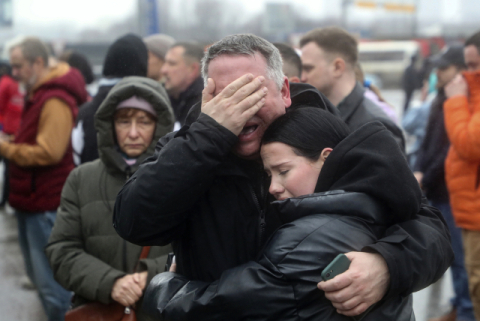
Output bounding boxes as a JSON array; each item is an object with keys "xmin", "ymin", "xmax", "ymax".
[{"xmin": 46, "ymin": 77, "xmax": 175, "ymax": 311}]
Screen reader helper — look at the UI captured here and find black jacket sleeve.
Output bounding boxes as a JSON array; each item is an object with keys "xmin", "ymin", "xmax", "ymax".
[
  {"xmin": 142, "ymin": 263, "xmax": 299, "ymax": 321},
  {"xmin": 363, "ymin": 202, "xmax": 453, "ymax": 297},
  {"xmin": 113, "ymin": 113, "xmax": 238, "ymax": 246},
  {"xmin": 141, "ymin": 216, "xmax": 380, "ymax": 321}
]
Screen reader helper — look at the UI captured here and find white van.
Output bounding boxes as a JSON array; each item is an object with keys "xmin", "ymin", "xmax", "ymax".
[{"xmin": 358, "ymin": 41, "xmax": 421, "ymax": 88}]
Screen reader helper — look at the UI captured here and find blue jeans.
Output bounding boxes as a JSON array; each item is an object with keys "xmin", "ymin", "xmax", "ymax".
[
  {"xmin": 431, "ymin": 201, "xmax": 475, "ymax": 321},
  {"xmin": 16, "ymin": 210, "xmax": 71, "ymax": 321}
]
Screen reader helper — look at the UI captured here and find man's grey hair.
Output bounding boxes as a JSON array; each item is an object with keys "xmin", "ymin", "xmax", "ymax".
[{"xmin": 201, "ymin": 34, "xmax": 285, "ymax": 90}]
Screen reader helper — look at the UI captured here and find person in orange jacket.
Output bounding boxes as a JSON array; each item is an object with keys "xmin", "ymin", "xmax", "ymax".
[{"xmin": 444, "ymin": 30, "xmax": 480, "ymax": 320}]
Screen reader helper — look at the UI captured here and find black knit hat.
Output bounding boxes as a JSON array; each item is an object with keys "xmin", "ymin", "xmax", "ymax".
[{"xmin": 103, "ymin": 34, "xmax": 148, "ymax": 78}]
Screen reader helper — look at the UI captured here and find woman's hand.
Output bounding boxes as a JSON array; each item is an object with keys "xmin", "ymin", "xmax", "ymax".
[
  {"xmin": 317, "ymin": 252, "xmax": 390, "ymax": 316},
  {"xmin": 111, "ymin": 272, "xmax": 148, "ymax": 307}
]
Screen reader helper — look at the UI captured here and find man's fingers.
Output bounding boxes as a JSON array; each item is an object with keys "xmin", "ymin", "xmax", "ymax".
[
  {"xmin": 323, "ymin": 285, "xmax": 358, "ymax": 306},
  {"xmin": 238, "ymin": 86, "xmax": 267, "ymax": 115},
  {"xmin": 317, "ymin": 272, "xmax": 353, "ymax": 292},
  {"xmin": 336, "ymin": 302, "xmax": 369, "ymax": 317},
  {"xmin": 242, "ymin": 98, "xmax": 266, "ymax": 120},
  {"xmin": 220, "ymin": 74, "xmax": 255, "ymax": 99},
  {"xmin": 330, "ymin": 295, "xmax": 362, "ymax": 311},
  {"xmin": 228, "ymin": 76, "xmax": 265, "ymax": 105}
]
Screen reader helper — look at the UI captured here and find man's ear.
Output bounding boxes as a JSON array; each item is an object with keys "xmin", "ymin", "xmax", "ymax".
[
  {"xmin": 281, "ymin": 76, "xmax": 292, "ymax": 109},
  {"xmin": 190, "ymin": 62, "xmax": 201, "ymax": 76},
  {"xmin": 332, "ymin": 58, "xmax": 346, "ymax": 78}
]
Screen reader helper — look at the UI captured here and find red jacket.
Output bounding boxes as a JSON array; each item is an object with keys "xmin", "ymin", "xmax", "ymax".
[
  {"xmin": 444, "ymin": 70, "xmax": 480, "ymax": 230},
  {"xmin": 9, "ymin": 66, "xmax": 87, "ymax": 212},
  {"xmin": 0, "ymin": 75, "xmax": 23, "ymax": 135}
]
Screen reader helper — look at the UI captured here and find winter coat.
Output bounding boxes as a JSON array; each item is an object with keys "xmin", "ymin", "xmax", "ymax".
[
  {"xmin": 414, "ymin": 90, "xmax": 450, "ymax": 203},
  {"xmin": 46, "ymin": 77, "xmax": 175, "ymax": 318},
  {"xmin": 142, "ymin": 121, "xmax": 422, "ymax": 321},
  {"xmin": 337, "ymin": 82, "xmax": 405, "ymax": 151},
  {"xmin": 169, "ymin": 76, "xmax": 203, "ymax": 127},
  {"xmin": 444, "ymin": 70, "xmax": 480, "ymax": 230},
  {"xmin": 9, "ymin": 63, "xmax": 87, "ymax": 212},
  {"xmin": 113, "ymin": 82, "xmax": 452, "ymax": 299}
]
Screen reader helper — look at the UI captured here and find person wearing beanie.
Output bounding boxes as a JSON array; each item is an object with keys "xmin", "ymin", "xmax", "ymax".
[
  {"xmin": 144, "ymin": 34, "xmax": 175, "ymax": 82},
  {"xmin": 73, "ymin": 33, "xmax": 149, "ymax": 165}
]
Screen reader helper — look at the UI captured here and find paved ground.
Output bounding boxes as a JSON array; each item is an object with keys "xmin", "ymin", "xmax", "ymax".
[
  {"xmin": 0, "ymin": 209, "xmax": 47, "ymax": 321},
  {"xmin": 0, "ymin": 89, "xmax": 454, "ymax": 321}
]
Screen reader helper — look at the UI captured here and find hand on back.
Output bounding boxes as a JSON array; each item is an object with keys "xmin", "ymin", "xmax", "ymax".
[{"xmin": 317, "ymin": 252, "xmax": 390, "ymax": 317}]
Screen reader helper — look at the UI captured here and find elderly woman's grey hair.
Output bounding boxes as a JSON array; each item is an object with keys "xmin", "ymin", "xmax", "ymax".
[{"xmin": 201, "ymin": 34, "xmax": 285, "ymax": 90}]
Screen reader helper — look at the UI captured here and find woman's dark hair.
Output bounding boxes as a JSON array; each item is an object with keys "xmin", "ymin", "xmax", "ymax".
[{"xmin": 262, "ymin": 107, "xmax": 351, "ymax": 161}]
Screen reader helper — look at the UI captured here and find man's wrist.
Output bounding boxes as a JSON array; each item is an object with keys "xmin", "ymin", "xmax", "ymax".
[{"xmin": 197, "ymin": 113, "xmax": 239, "ymax": 143}]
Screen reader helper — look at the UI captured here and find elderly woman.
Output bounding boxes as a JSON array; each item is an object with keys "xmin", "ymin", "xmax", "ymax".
[{"xmin": 46, "ymin": 76, "xmax": 174, "ymax": 319}]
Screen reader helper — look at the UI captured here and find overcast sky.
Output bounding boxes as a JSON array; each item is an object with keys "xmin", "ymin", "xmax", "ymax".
[
  {"xmin": 13, "ymin": 0, "xmax": 137, "ymax": 29},
  {"xmin": 3, "ymin": 0, "xmax": 477, "ymax": 37},
  {"xmin": 12, "ymin": 0, "xmax": 327, "ymax": 29}
]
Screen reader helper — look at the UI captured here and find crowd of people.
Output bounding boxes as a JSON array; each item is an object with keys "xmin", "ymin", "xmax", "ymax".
[{"xmin": 0, "ymin": 26, "xmax": 479, "ymax": 321}]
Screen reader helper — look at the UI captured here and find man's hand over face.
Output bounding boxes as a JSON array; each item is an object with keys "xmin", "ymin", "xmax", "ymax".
[
  {"xmin": 201, "ymin": 74, "xmax": 268, "ymax": 136},
  {"xmin": 445, "ymin": 74, "xmax": 468, "ymax": 98},
  {"xmin": 317, "ymin": 252, "xmax": 390, "ymax": 316}
]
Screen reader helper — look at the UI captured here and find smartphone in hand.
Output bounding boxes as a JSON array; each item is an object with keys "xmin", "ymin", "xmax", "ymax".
[{"xmin": 321, "ymin": 254, "xmax": 376, "ymax": 321}]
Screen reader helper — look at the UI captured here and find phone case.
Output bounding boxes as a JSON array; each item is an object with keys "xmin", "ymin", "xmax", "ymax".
[
  {"xmin": 321, "ymin": 254, "xmax": 351, "ymax": 281},
  {"xmin": 321, "ymin": 254, "xmax": 376, "ymax": 321}
]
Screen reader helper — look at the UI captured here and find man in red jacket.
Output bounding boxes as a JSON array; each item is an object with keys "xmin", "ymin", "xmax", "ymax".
[{"xmin": 0, "ymin": 37, "xmax": 87, "ymax": 321}]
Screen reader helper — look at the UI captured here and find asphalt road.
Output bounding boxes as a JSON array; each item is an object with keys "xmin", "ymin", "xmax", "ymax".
[
  {"xmin": 0, "ymin": 89, "xmax": 454, "ymax": 321},
  {"xmin": 0, "ymin": 209, "xmax": 47, "ymax": 321}
]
